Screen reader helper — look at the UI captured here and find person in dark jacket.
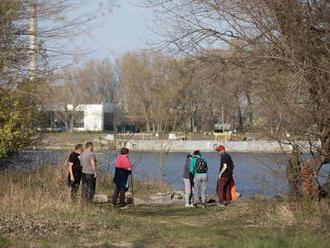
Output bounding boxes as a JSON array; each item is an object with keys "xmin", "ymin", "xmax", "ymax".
[
  {"xmin": 67, "ymin": 144, "xmax": 83, "ymax": 201},
  {"xmin": 216, "ymin": 145, "xmax": 234, "ymax": 207},
  {"xmin": 182, "ymin": 153, "xmax": 193, "ymax": 207},
  {"xmin": 112, "ymin": 148, "xmax": 132, "ymax": 208}
]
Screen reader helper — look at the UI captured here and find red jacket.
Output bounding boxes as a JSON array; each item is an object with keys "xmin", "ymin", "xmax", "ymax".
[{"xmin": 115, "ymin": 155, "xmax": 132, "ymax": 170}]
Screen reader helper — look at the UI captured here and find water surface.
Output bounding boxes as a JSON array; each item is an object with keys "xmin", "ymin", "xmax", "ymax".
[{"xmin": 6, "ymin": 150, "xmax": 329, "ymax": 197}]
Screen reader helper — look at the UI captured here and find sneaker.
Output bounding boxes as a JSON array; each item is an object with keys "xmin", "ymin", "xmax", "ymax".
[
  {"xmin": 217, "ymin": 203, "xmax": 226, "ymax": 208},
  {"xmin": 185, "ymin": 204, "xmax": 193, "ymax": 208}
]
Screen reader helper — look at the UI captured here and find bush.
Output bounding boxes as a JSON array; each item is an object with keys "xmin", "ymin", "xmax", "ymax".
[{"xmin": 0, "ymin": 91, "xmax": 40, "ymax": 159}]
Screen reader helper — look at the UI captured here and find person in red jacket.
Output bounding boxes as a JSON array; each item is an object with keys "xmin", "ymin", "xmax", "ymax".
[{"xmin": 112, "ymin": 147, "xmax": 132, "ymax": 208}]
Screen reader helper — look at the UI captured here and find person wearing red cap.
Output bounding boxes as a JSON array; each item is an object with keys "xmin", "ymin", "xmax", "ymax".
[{"xmin": 215, "ymin": 145, "xmax": 234, "ymax": 207}]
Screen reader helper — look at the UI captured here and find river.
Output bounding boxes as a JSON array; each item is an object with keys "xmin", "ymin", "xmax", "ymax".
[{"xmin": 5, "ymin": 150, "xmax": 330, "ymax": 197}]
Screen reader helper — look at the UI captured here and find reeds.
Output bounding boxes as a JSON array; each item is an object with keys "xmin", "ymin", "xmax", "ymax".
[
  {"xmin": 0, "ymin": 165, "xmax": 72, "ymax": 215},
  {"xmin": 0, "ymin": 165, "xmax": 169, "ymax": 217}
]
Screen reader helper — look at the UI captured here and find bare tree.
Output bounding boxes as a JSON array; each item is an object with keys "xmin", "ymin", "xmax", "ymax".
[
  {"xmin": 75, "ymin": 59, "xmax": 118, "ymax": 104},
  {"xmin": 145, "ymin": 0, "xmax": 330, "ymax": 199},
  {"xmin": 118, "ymin": 51, "xmax": 187, "ymax": 133}
]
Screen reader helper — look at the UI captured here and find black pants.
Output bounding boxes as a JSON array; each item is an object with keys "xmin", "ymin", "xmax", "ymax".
[
  {"xmin": 67, "ymin": 171, "xmax": 81, "ymax": 201},
  {"xmin": 81, "ymin": 173, "xmax": 96, "ymax": 202},
  {"xmin": 112, "ymin": 184, "xmax": 126, "ymax": 207},
  {"xmin": 70, "ymin": 182, "xmax": 80, "ymax": 201}
]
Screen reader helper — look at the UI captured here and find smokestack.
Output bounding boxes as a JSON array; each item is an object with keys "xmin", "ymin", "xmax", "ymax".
[{"xmin": 29, "ymin": 1, "xmax": 38, "ymax": 80}]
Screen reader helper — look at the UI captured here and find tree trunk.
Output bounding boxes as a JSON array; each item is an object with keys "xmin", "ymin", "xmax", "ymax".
[
  {"xmin": 160, "ymin": 152, "xmax": 164, "ymax": 183},
  {"xmin": 64, "ymin": 122, "xmax": 69, "ymax": 132},
  {"xmin": 190, "ymin": 115, "xmax": 194, "ymax": 133},
  {"xmin": 237, "ymin": 105, "xmax": 243, "ymax": 132},
  {"xmin": 246, "ymin": 91, "xmax": 253, "ymax": 126},
  {"xmin": 287, "ymin": 148, "xmax": 301, "ymax": 200},
  {"xmin": 172, "ymin": 114, "xmax": 178, "ymax": 131},
  {"xmin": 69, "ymin": 113, "xmax": 74, "ymax": 133},
  {"xmin": 145, "ymin": 122, "xmax": 150, "ymax": 132}
]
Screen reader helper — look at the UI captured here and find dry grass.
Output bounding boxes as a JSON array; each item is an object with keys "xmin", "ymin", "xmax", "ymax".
[
  {"xmin": 0, "ymin": 166, "xmax": 72, "ymax": 215},
  {"xmin": 0, "ymin": 166, "xmax": 168, "ymax": 216},
  {"xmin": 0, "ymin": 166, "xmax": 329, "ymax": 247}
]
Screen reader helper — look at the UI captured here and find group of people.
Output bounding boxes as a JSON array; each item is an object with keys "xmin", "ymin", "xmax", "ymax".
[
  {"xmin": 182, "ymin": 145, "xmax": 236, "ymax": 208},
  {"xmin": 67, "ymin": 142, "xmax": 236, "ymax": 208},
  {"xmin": 67, "ymin": 142, "xmax": 132, "ymax": 208},
  {"xmin": 67, "ymin": 142, "xmax": 97, "ymax": 202}
]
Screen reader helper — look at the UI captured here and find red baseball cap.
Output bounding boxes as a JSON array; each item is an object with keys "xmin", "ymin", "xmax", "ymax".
[{"xmin": 215, "ymin": 145, "xmax": 225, "ymax": 152}]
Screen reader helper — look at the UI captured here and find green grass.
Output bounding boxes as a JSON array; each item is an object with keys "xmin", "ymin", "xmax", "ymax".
[
  {"xmin": 0, "ymin": 236, "xmax": 10, "ymax": 247},
  {"xmin": 1, "ymin": 204, "xmax": 329, "ymax": 247},
  {"xmin": 4, "ymin": 205, "xmax": 328, "ymax": 248}
]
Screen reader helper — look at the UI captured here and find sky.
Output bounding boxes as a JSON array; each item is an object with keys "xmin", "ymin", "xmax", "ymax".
[{"xmin": 71, "ymin": 0, "xmax": 157, "ymax": 63}]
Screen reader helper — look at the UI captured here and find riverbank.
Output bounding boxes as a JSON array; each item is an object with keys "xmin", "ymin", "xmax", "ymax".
[
  {"xmin": 0, "ymin": 166, "xmax": 329, "ymax": 247},
  {"xmin": 39, "ymin": 132, "xmax": 293, "ymax": 153}
]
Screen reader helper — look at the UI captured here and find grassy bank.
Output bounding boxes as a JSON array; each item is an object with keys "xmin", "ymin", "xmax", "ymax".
[
  {"xmin": 39, "ymin": 132, "xmax": 112, "ymax": 150},
  {"xmin": 0, "ymin": 166, "xmax": 329, "ymax": 248}
]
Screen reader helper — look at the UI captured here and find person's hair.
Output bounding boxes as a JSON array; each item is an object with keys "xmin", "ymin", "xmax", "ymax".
[
  {"xmin": 75, "ymin": 144, "xmax": 83, "ymax": 150},
  {"xmin": 85, "ymin": 142, "xmax": 93, "ymax": 149},
  {"xmin": 193, "ymin": 150, "xmax": 200, "ymax": 155},
  {"xmin": 121, "ymin": 147, "xmax": 129, "ymax": 155}
]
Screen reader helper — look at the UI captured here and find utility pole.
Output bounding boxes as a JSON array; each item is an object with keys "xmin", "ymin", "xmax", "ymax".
[{"xmin": 29, "ymin": 0, "xmax": 38, "ymax": 80}]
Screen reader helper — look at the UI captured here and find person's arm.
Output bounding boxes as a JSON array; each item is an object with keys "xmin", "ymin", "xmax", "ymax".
[
  {"xmin": 218, "ymin": 164, "xmax": 227, "ymax": 179},
  {"xmin": 68, "ymin": 162, "xmax": 74, "ymax": 181},
  {"xmin": 91, "ymin": 157, "xmax": 97, "ymax": 178},
  {"xmin": 127, "ymin": 160, "xmax": 132, "ymax": 171}
]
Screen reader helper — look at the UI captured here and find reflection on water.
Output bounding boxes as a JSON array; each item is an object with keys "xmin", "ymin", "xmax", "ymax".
[{"xmin": 5, "ymin": 150, "xmax": 330, "ymax": 197}]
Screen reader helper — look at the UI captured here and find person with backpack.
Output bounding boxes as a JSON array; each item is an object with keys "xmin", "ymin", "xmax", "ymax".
[
  {"xmin": 182, "ymin": 153, "xmax": 193, "ymax": 207},
  {"xmin": 215, "ymin": 145, "xmax": 234, "ymax": 207},
  {"xmin": 112, "ymin": 147, "xmax": 132, "ymax": 208},
  {"xmin": 190, "ymin": 150, "xmax": 208, "ymax": 207},
  {"xmin": 67, "ymin": 144, "xmax": 83, "ymax": 201}
]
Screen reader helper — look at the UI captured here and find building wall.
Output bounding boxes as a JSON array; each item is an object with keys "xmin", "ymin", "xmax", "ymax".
[
  {"xmin": 125, "ymin": 140, "xmax": 292, "ymax": 153},
  {"xmin": 43, "ymin": 103, "xmax": 119, "ymax": 131},
  {"xmin": 83, "ymin": 105, "xmax": 104, "ymax": 131}
]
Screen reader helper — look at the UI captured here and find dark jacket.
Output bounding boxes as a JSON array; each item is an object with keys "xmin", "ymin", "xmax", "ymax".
[
  {"xmin": 183, "ymin": 157, "xmax": 191, "ymax": 179},
  {"xmin": 113, "ymin": 168, "xmax": 131, "ymax": 189}
]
